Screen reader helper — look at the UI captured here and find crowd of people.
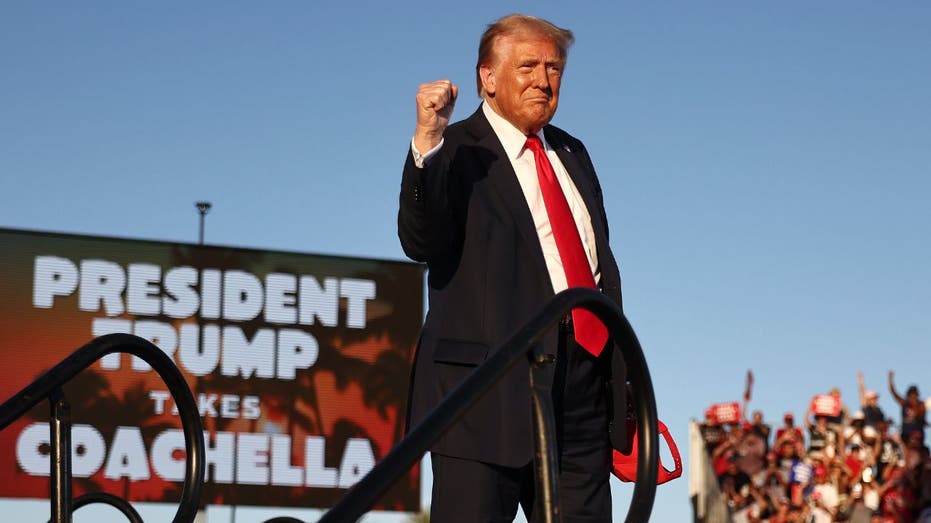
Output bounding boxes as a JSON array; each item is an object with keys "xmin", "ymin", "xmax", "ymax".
[{"xmin": 699, "ymin": 372, "xmax": 930, "ymax": 523}]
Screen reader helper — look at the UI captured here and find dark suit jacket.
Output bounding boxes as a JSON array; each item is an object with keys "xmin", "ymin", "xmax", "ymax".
[{"xmin": 398, "ymin": 106, "xmax": 626, "ymax": 467}]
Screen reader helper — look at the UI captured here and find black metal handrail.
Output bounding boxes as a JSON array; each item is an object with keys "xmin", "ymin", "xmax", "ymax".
[
  {"xmin": 0, "ymin": 333, "xmax": 206, "ymax": 523},
  {"xmin": 72, "ymin": 492, "xmax": 144, "ymax": 523},
  {"xmin": 320, "ymin": 288, "xmax": 659, "ymax": 523}
]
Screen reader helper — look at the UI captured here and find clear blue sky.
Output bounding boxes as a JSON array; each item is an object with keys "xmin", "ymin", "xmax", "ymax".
[{"xmin": 2, "ymin": 2, "xmax": 929, "ymax": 522}]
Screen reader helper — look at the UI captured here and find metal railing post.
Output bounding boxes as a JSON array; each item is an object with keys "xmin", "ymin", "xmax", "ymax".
[
  {"xmin": 529, "ymin": 349, "xmax": 560, "ymax": 523},
  {"xmin": 49, "ymin": 387, "xmax": 72, "ymax": 523}
]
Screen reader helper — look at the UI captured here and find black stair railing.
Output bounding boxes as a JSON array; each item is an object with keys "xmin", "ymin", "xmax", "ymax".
[
  {"xmin": 319, "ymin": 288, "xmax": 659, "ymax": 523},
  {"xmin": 0, "ymin": 333, "xmax": 206, "ymax": 523}
]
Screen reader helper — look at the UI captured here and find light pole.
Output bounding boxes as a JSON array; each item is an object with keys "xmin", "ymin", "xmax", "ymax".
[{"xmin": 195, "ymin": 201, "xmax": 211, "ymax": 245}]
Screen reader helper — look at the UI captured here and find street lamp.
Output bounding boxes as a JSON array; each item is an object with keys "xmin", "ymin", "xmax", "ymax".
[{"xmin": 195, "ymin": 201, "xmax": 211, "ymax": 245}]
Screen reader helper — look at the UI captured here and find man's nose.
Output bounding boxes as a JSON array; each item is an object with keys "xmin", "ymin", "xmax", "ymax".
[{"xmin": 531, "ymin": 65, "xmax": 550, "ymax": 90}]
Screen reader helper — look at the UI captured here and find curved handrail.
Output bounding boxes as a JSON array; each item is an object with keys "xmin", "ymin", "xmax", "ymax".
[
  {"xmin": 320, "ymin": 288, "xmax": 658, "ymax": 523},
  {"xmin": 0, "ymin": 333, "xmax": 205, "ymax": 523},
  {"xmin": 71, "ymin": 492, "xmax": 144, "ymax": 523}
]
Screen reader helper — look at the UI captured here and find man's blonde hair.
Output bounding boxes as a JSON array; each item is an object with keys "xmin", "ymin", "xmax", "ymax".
[{"xmin": 475, "ymin": 14, "xmax": 574, "ymax": 98}]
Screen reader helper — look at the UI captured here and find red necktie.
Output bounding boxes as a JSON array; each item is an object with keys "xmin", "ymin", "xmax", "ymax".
[{"xmin": 525, "ymin": 135, "xmax": 608, "ymax": 356}]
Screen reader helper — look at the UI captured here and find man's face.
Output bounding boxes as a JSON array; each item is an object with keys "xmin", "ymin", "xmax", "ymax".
[{"xmin": 481, "ymin": 32, "xmax": 564, "ymax": 135}]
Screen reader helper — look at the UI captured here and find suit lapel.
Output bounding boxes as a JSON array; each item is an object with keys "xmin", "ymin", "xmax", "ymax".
[{"xmin": 464, "ymin": 108, "xmax": 551, "ymax": 286}]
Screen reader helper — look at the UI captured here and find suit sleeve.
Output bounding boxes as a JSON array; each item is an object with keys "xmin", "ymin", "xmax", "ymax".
[{"xmin": 397, "ymin": 146, "xmax": 460, "ymax": 263}]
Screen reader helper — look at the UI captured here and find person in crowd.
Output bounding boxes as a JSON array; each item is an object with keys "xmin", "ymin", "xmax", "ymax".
[
  {"xmin": 825, "ymin": 387, "xmax": 850, "ymax": 433},
  {"xmin": 750, "ymin": 410, "xmax": 773, "ymax": 453},
  {"xmin": 847, "ymin": 443, "xmax": 870, "ymax": 490},
  {"xmin": 711, "ymin": 426, "xmax": 735, "ymax": 472},
  {"xmin": 876, "ymin": 418, "xmax": 907, "ymax": 486},
  {"xmin": 810, "ymin": 464, "xmax": 841, "ymax": 523},
  {"xmin": 807, "ymin": 387, "xmax": 849, "ymax": 444},
  {"xmin": 789, "ymin": 455, "xmax": 814, "ymax": 507},
  {"xmin": 828, "ymin": 456, "xmax": 855, "ymax": 514},
  {"xmin": 910, "ymin": 445, "xmax": 931, "ymax": 523},
  {"xmin": 848, "ymin": 480, "xmax": 876, "ymax": 523},
  {"xmin": 745, "ymin": 483, "xmax": 781, "ymax": 523},
  {"xmin": 764, "ymin": 496, "xmax": 793, "ymax": 523},
  {"xmin": 860, "ymin": 371, "xmax": 888, "ymax": 429},
  {"xmin": 775, "ymin": 412, "xmax": 805, "ymax": 456},
  {"xmin": 776, "ymin": 439, "xmax": 801, "ymax": 489},
  {"xmin": 759, "ymin": 450, "xmax": 789, "ymax": 498},
  {"xmin": 890, "ymin": 371, "xmax": 928, "ymax": 446},
  {"xmin": 860, "ymin": 424, "xmax": 881, "ymax": 471},
  {"xmin": 878, "ymin": 465, "xmax": 917, "ymax": 522},
  {"xmin": 849, "ymin": 411, "xmax": 869, "ymax": 446},
  {"xmin": 701, "ymin": 410, "xmax": 728, "ymax": 453},
  {"xmin": 720, "ymin": 456, "xmax": 753, "ymax": 512},
  {"xmin": 860, "ymin": 475, "xmax": 883, "ymax": 518},
  {"xmin": 738, "ymin": 420, "xmax": 769, "ymax": 477},
  {"xmin": 809, "ymin": 415, "xmax": 839, "ymax": 461}
]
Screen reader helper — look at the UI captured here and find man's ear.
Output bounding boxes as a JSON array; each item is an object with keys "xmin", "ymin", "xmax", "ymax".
[{"xmin": 479, "ymin": 64, "xmax": 496, "ymax": 95}]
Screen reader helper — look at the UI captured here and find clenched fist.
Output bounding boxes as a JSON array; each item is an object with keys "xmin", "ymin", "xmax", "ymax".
[{"xmin": 414, "ymin": 80, "xmax": 458, "ymax": 153}]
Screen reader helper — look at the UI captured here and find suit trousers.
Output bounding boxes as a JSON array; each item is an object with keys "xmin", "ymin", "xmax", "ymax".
[{"xmin": 430, "ymin": 319, "xmax": 613, "ymax": 522}]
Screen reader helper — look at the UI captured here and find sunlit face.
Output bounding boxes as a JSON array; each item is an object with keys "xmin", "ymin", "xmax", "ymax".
[{"xmin": 480, "ymin": 32, "xmax": 564, "ymax": 135}]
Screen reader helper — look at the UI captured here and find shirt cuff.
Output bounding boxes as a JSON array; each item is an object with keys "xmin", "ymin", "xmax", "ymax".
[{"xmin": 411, "ymin": 137, "xmax": 444, "ymax": 168}]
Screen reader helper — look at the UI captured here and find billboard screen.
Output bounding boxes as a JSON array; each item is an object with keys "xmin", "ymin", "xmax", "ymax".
[{"xmin": 0, "ymin": 227, "xmax": 424, "ymax": 513}]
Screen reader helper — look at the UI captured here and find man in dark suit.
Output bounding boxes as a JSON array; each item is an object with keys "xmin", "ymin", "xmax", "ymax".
[{"xmin": 398, "ymin": 14, "xmax": 625, "ymax": 522}]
